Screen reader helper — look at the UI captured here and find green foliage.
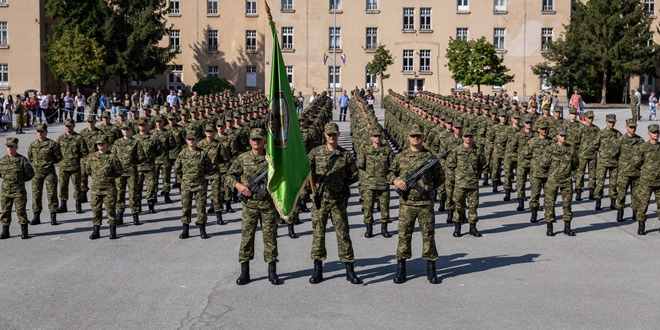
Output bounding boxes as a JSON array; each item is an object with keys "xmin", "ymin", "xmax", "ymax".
[
  {"xmin": 192, "ymin": 76, "xmax": 236, "ymax": 95},
  {"xmin": 445, "ymin": 37, "xmax": 514, "ymax": 92},
  {"xmin": 43, "ymin": 27, "xmax": 106, "ymax": 86},
  {"xmin": 367, "ymin": 45, "xmax": 394, "ymax": 102}
]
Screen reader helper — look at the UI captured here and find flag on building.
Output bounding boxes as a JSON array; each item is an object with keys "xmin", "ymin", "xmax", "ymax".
[
  {"xmin": 265, "ymin": 2, "xmax": 311, "ymax": 219},
  {"xmin": 341, "ymin": 54, "xmax": 347, "ymax": 65},
  {"xmin": 323, "ymin": 53, "xmax": 329, "ymax": 65}
]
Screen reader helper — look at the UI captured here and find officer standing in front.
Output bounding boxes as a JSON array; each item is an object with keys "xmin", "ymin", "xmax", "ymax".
[
  {"xmin": 56, "ymin": 119, "xmax": 88, "ymax": 214},
  {"xmin": 0, "ymin": 137, "xmax": 35, "ymax": 239},
  {"xmin": 28, "ymin": 124, "xmax": 63, "ymax": 226},
  {"xmin": 544, "ymin": 129, "xmax": 579, "ymax": 236}
]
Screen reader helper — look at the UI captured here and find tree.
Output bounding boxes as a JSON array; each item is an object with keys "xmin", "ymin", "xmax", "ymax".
[
  {"xmin": 367, "ymin": 45, "xmax": 394, "ymax": 104},
  {"xmin": 43, "ymin": 27, "xmax": 107, "ymax": 88},
  {"xmin": 192, "ymin": 76, "xmax": 236, "ymax": 95},
  {"xmin": 445, "ymin": 37, "xmax": 514, "ymax": 93}
]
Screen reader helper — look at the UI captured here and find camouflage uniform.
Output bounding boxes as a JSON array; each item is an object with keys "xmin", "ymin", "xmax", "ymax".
[
  {"xmin": 83, "ymin": 141, "xmax": 123, "ymax": 226},
  {"xmin": 634, "ymin": 124, "xmax": 660, "ymax": 223},
  {"xmin": 28, "ymin": 125, "xmax": 63, "ymax": 215},
  {"xmin": 0, "ymin": 138, "xmax": 34, "ymax": 228},
  {"xmin": 524, "ymin": 128, "xmax": 553, "ymax": 210},
  {"xmin": 594, "ymin": 116, "xmax": 622, "ymax": 202},
  {"xmin": 198, "ymin": 127, "xmax": 222, "ymax": 211},
  {"xmin": 446, "ymin": 132, "xmax": 486, "ymax": 224},
  {"xmin": 79, "ymin": 120, "xmax": 105, "ymax": 197},
  {"xmin": 113, "ymin": 129, "xmax": 142, "ymax": 215},
  {"xmin": 173, "ymin": 137, "xmax": 212, "ymax": 225},
  {"xmin": 135, "ymin": 119, "xmax": 161, "ymax": 206},
  {"xmin": 576, "ymin": 112, "xmax": 600, "ymax": 192},
  {"xmin": 56, "ymin": 120, "xmax": 87, "ymax": 205},
  {"xmin": 502, "ymin": 118, "xmax": 522, "ymax": 192},
  {"xmin": 513, "ymin": 118, "xmax": 536, "ymax": 198},
  {"xmin": 615, "ymin": 119, "xmax": 644, "ymax": 211},
  {"xmin": 357, "ymin": 132, "xmax": 394, "ymax": 225},
  {"xmin": 151, "ymin": 118, "xmax": 175, "ymax": 199},
  {"xmin": 544, "ymin": 135, "xmax": 579, "ymax": 223}
]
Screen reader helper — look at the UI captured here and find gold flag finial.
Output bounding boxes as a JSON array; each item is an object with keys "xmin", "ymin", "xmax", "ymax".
[{"xmin": 265, "ymin": 0, "xmax": 272, "ymax": 21}]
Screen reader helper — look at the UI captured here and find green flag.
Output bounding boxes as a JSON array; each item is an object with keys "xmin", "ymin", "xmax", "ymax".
[{"xmin": 266, "ymin": 17, "xmax": 311, "ymax": 218}]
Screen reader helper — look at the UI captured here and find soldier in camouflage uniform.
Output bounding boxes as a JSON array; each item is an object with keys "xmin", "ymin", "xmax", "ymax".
[
  {"xmin": 98, "ymin": 111, "xmax": 120, "ymax": 147},
  {"xmin": 79, "ymin": 117, "xmax": 105, "ymax": 203},
  {"xmin": 166, "ymin": 113, "xmax": 184, "ymax": 190},
  {"xmin": 135, "ymin": 117, "xmax": 161, "ymax": 214},
  {"xmin": 389, "ymin": 124, "xmax": 442, "ymax": 284},
  {"xmin": 113, "ymin": 124, "xmax": 143, "ymax": 225},
  {"xmin": 152, "ymin": 115, "xmax": 175, "ymax": 204},
  {"xmin": 173, "ymin": 130, "xmax": 213, "ymax": 240},
  {"xmin": 56, "ymin": 119, "xmax": 87, "ymax": 214},
  {"xmin": 615, "ymin": 119, "xmax": 644, "ymax": 222},
  {"xmin": 216, "ymin": 118, "xmax": 236, "ymax": 220},
  {"xmin": 523, "ymin": 121, "xmax": 552, "ymax": 223},
  {"xmin": 594, "ymin": 114, "xmax": 621, "ymax": 211},
  {"xmin": 28, "ymin": 124, "xmax": 63, "ymax": 226},
  {"xmin": 441, "ymin": 120, "xmax": 463, "ymax": 223},
  {"xmin": 0, "ymin": 137, "xmax": 35, "ymax": 239},
  {"xmin": 544, "ymin": 129, "xmax": 579, "ymax": 236},
  {"xmin": 633, "ymin": 124, "xmax": 660, "ymax": 235},
  {"xmin": 198, "ymin": 124, "xmax": 224, "ymax": 225},
  {"xmin": 489, "ymin": 111, "xmax": 508, "ymax": 193},
  {"xmin": 513, "ymin": 115, "xmax": 536, "ymax": 211},
  {"xmin": 226, "ymin": 128, "xmax": 282, "ymax": 285},
  {"xmin": 307, "ymin": 122, "xmax": 362, "ymax": 285},
  {"xmin": 575, "ymin": 111, "xmax": 599, "ymax": 201},
  {"xmin": 502, "ymin": 113, "xmax": 522, "ymax": 201},
  {"xmin": 83, "ymin": 137, "xmax": 123, "ymax": 240}
]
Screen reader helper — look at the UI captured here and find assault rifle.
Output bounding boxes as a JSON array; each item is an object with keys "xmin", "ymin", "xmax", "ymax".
[
  {"xmin": 395, "ymin": 155, "xmax": 440, "ymax": 197},
  {"xmin": 238, "ymin": 167, "xmax": 268, "ymax": 203}
]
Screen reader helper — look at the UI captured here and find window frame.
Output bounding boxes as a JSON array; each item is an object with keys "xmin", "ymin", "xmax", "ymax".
[
  {"xmin": 207, "ymin": 0, "xmax": 218, "ymax": 15},
  {"xmin": 419, "ymin": 49, "xmax": 431, "ymax": 72},
  {"xmin": 330, "ymin": 0, "xmax": 341, "ymax": 11},
  {"xmin": 494, "ymin": 0, "xmax": 506, "ymax": 12},
  {"xmin": 0, "ymin": 22, "xmax": 7, "ymax": 46},
  {"xmin": 329, "ymin": 27, "xmax": 341, "ymax": 50},
  {"xmin": 365, "ymin": 68, "xmax": 377, "ymax": 90},
  {"xmin": 168, "ymin": 65, "xmax": 184, "ymax": 90},
  {"xmin": 282, "ymin": 0, "xmax": 294, "ymax": 11},
  {"xmin": 420, "ymin": 8, "xmax": 432, "ymax": 31},
  {"xmin": 246, "ymin": 0, "xmax": 257, "ymax": 15},
  {"xmin": 328, "ymin": 66, "xmax": 341, "ymax": 89},
  {"xmin": 246, "ymin": 66, "xmax": 258, "ymax": 88},
  {"xmin": 456, "ymin": 28, "xmax": 468, "ymax": 41},
  {"xmin": 169, "ymin": 0, "xmax": 180, "ymax": 15},
  {"xmin": 366, "ymin": 27, "xmax": 378, "ymax": 50},
  {"xmin": 403, "ymin": 7, "xmax": 415, "ymax": 31},
  {"xmin": 541, "ymin": 28, "xmax": 553, "ymax": 51},
  {"xmin": 286, "ymin": 66, "xmax": 294, "ymax": 88},
  {"xmin": 457, "ymin": 0, "xmax": 469, "ymax": 12},
  {"xmin": 207, "ymin": 30, "xmax": 219, "ymax": 51},
  {"xmin": 246, "ymin": 30, "xmax": 257, "ymax": 52},
  {"xmin": 208, "ymin": 65, "xmax": 219, "ymax": 77},
  {"xmin": 646, "ymin": 0, "xmax": 655, "ymax": 16},
  {"xmin": 493, "ymin": 28, "xmax": 505, "ymax": 51},
  {"xmin": 366, "ymin": 0, "xmax": 378, "ymax": 11},
  {"xmin": 403, "ymin": 49, "xmax": 414, "ymax": 73},
  {"xmin": 542, "ymin": 0, "xmax": 554, "ymax": 12},
  {"xmin": 169, "ymin": 30, "xmax": 180, "ymax": 52},
  {"xmin": 282, "ymin": 27, "xmax": 294, "ymax": 50}
]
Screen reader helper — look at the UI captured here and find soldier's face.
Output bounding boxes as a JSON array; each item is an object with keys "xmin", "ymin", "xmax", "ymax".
[
  {"xmin": 370, "ymin": 135, "xmax": 382, "ymax": 145},
  {"xmin": 408, "ymin": 135, "xmax": 423, "ymax": 148},
  {"xmin": 122, "ymin": 128, "xmax": 132, "ymax": 138},
  {"xmin": 586, "ymin": 117, "xmax": 594, "ymax": 124},
  {"xmin": 37, "ymin": 130, "xmax": 47, "ymax": 139},
  {"xmin": 649, "ymin": 130, "xmax": 659, "ymax": 142},
  {"xmin": 557, "ymin": 134, "xmax": 566, "ymax": 143},
  {"xmin": 6, "ymin": 145, "xmax": 17, "ymax": 156},
  {"xmin": 250, "ymin": 138, "xmax": 264, "ymax": 150},
  {"xmin": 324, "ymin": 132, "xmax": 338, "ymax": 144},
  {"xmin": 606, "ymin": 121, "xmax": 615, "ymax": 129},
  {"xmin": 626, "ymin": 126, "xmax": 636, "ymax": 136},
  {"xmin": 97, "ymin": 142, "xmax": 108, "ymax": 153},
  {"xmin": 205, "ymin": 131, "xmax": 214, "ymax": 139},
  {"xmin": 538, "ymin": 128, "xmax": 548, "ymax": 138},
  {"xmin": 186, "ymin": 138, "xmax": 197, "ymax": 148}
]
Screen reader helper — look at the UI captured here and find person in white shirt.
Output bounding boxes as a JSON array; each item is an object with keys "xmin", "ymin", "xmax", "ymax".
[
  {"xmin": 74, "ymin": 92, "xmax": 86, "ymax": 122},
  {"xmin": 309, "ymin": 91, "xmax": 317, "ymax": 104}
]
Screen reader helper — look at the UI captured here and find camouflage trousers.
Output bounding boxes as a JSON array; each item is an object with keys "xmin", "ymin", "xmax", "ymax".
[
  {"xmin": 239, "ymin": 204, "xmax": 279, "ymax": 263},
  {"xmin": 453, "ymin": 186, "xmax": 479, "ymax": 224},
  {"xmin": 32, "ymin": 170, "xmax": 59, "ymax": 213},
  {"xmin": 1, "ymin": 189, "xmax": 28, "ymax": 225},
  {"xmin": 59, "ymin": 169, "xmax": 82, "ymax": 201},
  {"xmin": 634, "ymin": 184, "xmax": 660, "ymax": 222},
  {"xmin": 503, "ymin": 158, "xmax": 517, "ymax": 190},
  {"xmin": 81, "ymin": 158, "xmax": 90, "ymax": 193},
  {"xmin": 594, "ymin": 165, "xmax": 618, "ymax": 200},
  {"xmin": 529, "ymin": 176, "xmax": 548, "ymax": 209},
  {"xmin": 445, "ymin": 170, "xmax": 456, "ymax": 211},
  {"xmin": 483, "ymin": 144, "xmax": 493, "ymax": 174},
  {"xmin": 310, "ymin": 198, "xmax": 355, "ymax": 263},
  {"xmin": 575, "ymin": 157, "xmax": 597, "ymax": 189},
  {"xmin": 181, "ymin": 188, "xmax": 207, "ymax": 225},
  {"xmin": 396, "ymin": 203, "xmax": 438, "ymax": 261},
  {"xmin": 116, "ymin": 175, "xmax": 140, "ymax": 214},
  {"xmin": 363, "ymin": 188, "xmax": 390, "ymax": 224},
  {"xmin": 137, "ymin": 169, "xmax": 157, "ymax": 201},
  {"xmin": 14, "ymin": 113, "xmax": 24, "ymax": 132},
  {"xmin": 209, "ymin": 176, "xmax": 223, "ymax": 211},
  {"xmin": 436, "ymin": 161, "xmax": 447, "ymax": 201},
  {"xmin": 490, "ymin": 155, "xmax": 504, "ymax": 182},
  {"xmin": 616, "ymin": 176, "xmax": 640, "ymax": 210},
  {"xmin": 544, "ymin": 181, "xmax": 573, "ymax": 222},
  {"xmin": 91, "ymin": 189, "xmax": 118, "ymax": 226},
  {"xmin": 155, "ymin": 163, "xmax": 171, "ymax": 193},
  {"xmin": 516, "ymin": 165, "xmax": 531, "ymax": 197}
]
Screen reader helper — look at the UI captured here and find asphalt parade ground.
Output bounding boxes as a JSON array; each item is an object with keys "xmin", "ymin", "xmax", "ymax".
[{"xmin": 0, "ymin": 104, "xmax": 658, "ymax": 329}]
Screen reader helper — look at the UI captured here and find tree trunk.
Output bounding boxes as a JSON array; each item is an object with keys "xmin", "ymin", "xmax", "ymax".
[
  {"xmin": 477, "ymin": 85, "xmax": 481, "ymax": 93},
  {"xmin": 600, "ymin": 71, "xmax": 608, "ymax": 105},
  {"xmin": 379, "ymin": 72, "xmax": 385, "ymax": 104}
]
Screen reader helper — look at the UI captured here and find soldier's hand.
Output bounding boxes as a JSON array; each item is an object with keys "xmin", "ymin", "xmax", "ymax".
[
  {"xmin": 393, "ymin": 178, "xmax": 407, "ymax": 191},
  {"xmin": 236, "ymin": 183, "xmax": 252, "ymax": 197}
]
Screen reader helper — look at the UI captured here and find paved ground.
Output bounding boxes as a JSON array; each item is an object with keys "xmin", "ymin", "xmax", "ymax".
[{"xmin": 0, "ymin": 104, "xmax": 658, "ymax": 329}]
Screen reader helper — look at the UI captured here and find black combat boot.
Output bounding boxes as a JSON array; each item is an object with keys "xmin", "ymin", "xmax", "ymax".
[
  {"xmin": 148, "ymin": 200, "xmax": 157, "ymax": 213},
  {"xmin": 30, "ymin": 213, "xmax": 41, "ymax": 225},
  {"xmin": 109, "ymin": 225, "xmax": 118, "ymax": 239},
  {"xmin": 300, "ymin": 203, "xmax": 310, "ymax": 213},
  {"xmin": 216, "ymin": 212, "xmax": 225, "ymax": 225},
  {"xmin": 453, "ymin": 222, "xmax": 462, "ymax": 237},
  {"xmin": 588, "ymin": 188, "xmax": 594, "ymax": 200},
  {"xmin": 546, "ymin": 222, "xmax": 554, "ymax": 236},
  {"xmin": 381, "ymin": 222, "xmax": 392, "ymax": 238},
  {"xmin": 117, "ymin": 213, "xmax": 124, "ymax": 225},
  {"xmin": 236, "ymin": 262, "xmax": 251, "ymax": 285},
  {"xmin": 0, "ymin": 226, "xmax": 9, "ymax": 239},
  {"xmin": 50, "ymin": 213, "xmax": 58, "ymax": 226},
  {"xmin": 492, "ymin": 182, "xmax": 498, "ymax": 193},
  {"xmin": 427, "ymin": 260, "xmax": 440, "ymax": 284},
  {"xmin": 503, "ymin": 189, "xmax": 511, "ymax": 201},
  {"xmin": 287, "ymin": 223, "xmax": 298, "ymax": 239},
  {"xmin": 460, "ymin": 210, "xmax": 467, "ymax": 224},
  {"xmin": 133, "ymin": 213, "xmax": 141, "ymax": 226},
  {"xmin": 309, "ymin": 260, "xmax": 323, "ymax": 284},
  {"xmin": 75, "ymin": 200, "xmax": 83, "ymax": 214},
  {"xmin": 225, "ymin": 201, "xmax": 234, "ymax": 213},
  {"xmin": 172, "ymin": 182, "xmax": 180, "ymax": 189},
  {"xmin": 446, "ymin": 210, "xmax": 454, "ymax": 224},
  {"xmin": 179, "ymin": 223, "xmax": 189, "ymax": 239},
  {"xmin": 393, "ymin": 259, "xmax": 407, "ymax": 284},
  {"xmin": 530, "ymin": 207, "xmax": 539, "ymax": 223},
  {"xmin": 638, "ymin": 221, "xmax": 646, "ymax": 235},
  {"xmin": 482, "ymin": 173, "xmax": 489, "ymax": 186},
  {"xmin": 345, "ymin": 263, "xmax": 362, "ymax": 284},
  {"xmin": 575, "ymin": 189, "xmax": 583, "ymax": 201},
  {"xmin": 595, "ymin": 199, "xmax": 602, "ymax": 210},
  {"xmin": 199, "ymin": 223, "xmax": 210, "ymax": 239},
  {"xmin": 364, "ymin": 223, "xmax": 373, "ymax": 238},
  {"xmin": 609, "ymin": 198, "xmax": 616, "ymax": 210},
  {"xmin": 268, "ymin": 262, "xmax": 282, "ymax": 285},
  {"xmin": 293, "ymin": 212, "xmax": 303, "ymax": 225},
  {"xmin": 469, "ymin": 223, "xmax": 482, "ymax": 237},
  {"xmin": 517, "ymin": 198, "xmax": 525, "ymax": 211},
  {"xmin": 164, "ymin": 192, "xmax": 173, "ymax": 204},
  {"xmin": 563, "ymin": 221, "xmax": 576, "ymax": 236},
  {"xmin": 89, "ymin": 226, "xmax": 101, "ymax": 240},
  {"xmin": 80, "ymin": 194, "xmax": 88, "ymax": 203},
  {"xmin": 207, "ymin": 206, "xmax": 215, "ymax": 214},
  {"xmin": 616, "ymin": 209, "xmax": 624, "ymax": 222},
  {"xmin": 20, "ymin": 224, "xmax": 29, "ymax": 239},
  {"xmin": 438, "ymin": 199, "xmax": 446, "ymax": 212},
  {"xmin": 56, "ymin": 201, "xmax": 67, "ymax": 213}
]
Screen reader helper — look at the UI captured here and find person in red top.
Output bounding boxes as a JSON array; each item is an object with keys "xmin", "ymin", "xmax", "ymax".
[{"xmin": 24, "ymin": 96, "xmax": 38, "ymax": 127}]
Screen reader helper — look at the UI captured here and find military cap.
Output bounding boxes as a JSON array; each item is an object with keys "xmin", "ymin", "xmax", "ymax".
[
  {"xmin": 536, "ymin": 122, "xmax": 549, "ymax": 129},
  {"xmin": 606, "ymin": 114, "xmax": 616, "ymax": 122},
  {"xmin": 36, "ymin": 123, "xmax": 48, "ymax": 131},
  {"xmin": 225, "ymin": 115, "xmax": 233, "ymax": 122},
  {"xmin": 121, "ymin": 123, "xmax": 132, "ymax": 130},
  {"xmin": 143, "ymin": 106, "xmax": 151, "ymax": 112},
  {"xmin": 462, "ymin": 128, "xmax": 475, "ymax": 136},
  {"xmin": 64, "ymin": 118, "xmax": 75, "ymax": 127},
  {"xmin": 453, "ymin": 121, "xmax": 464, "ymax": 128},
  {"xmin": 214, "ymin": 119, "xmax": 223, "ymax": 126},
  {"xmin": 625, "ymin": 118, "xmax": 637, "ymax": 127},
  {"xmin": 445, "ymin": 118, "xmax": 454, "ymax": 124},
  {"xmin": 137, "ymin": 118, "xmax": 148, "ymax": 125},
  {"xmin": 409, "ymin": 124, "xmax": 424, "ymax": 136},
  {"xmin": 118, "ymin": 109, "xmax": 127, "ymax": 117},
  {"xmin": 204, "ymin": 124, "xmax": 215, "ymax": 132},
  {"xmin": 154, "ymin": 115, "xmax": 165, "ymax": 122},
  {"xmin": 557, "ymin": 129, "xmax": 567, "ymax": 136},
  {"xmin": 370, "ymin": 127, "xmax": 383, "ymax": 136},
  {"xmin": 6, "ymin": 137, "xmax": 18, "ymax": 146},
  {"xmin": 167, "ymin": 113, "xmax": 177, "ymax": 120},
  {"xmin": 95, "ymin": 136, "xmax": 108, "ymax": 145},
  {"xmin": 523, "ymin": 115, "xmax": 533, "ymax": 124},
  {"xmin": 529, "ymin": 101, "xmax": 538, "ymax": 108},
  {"xmin": 542, "ymin": 103, "xmax": 551, "ymax": 111},
  {"xmin": 233, "ymin": 111, "xmax": 241, "ymax": 118},
  {"xmin": 297, "ymin": 113, "xmax": 306, "ymax": 120},
  {"xmin": 511, "ymin": 99, "xmax": 518, "ymax": 105},
  {"xmin": 153, "ymin": 104, "xmax": 160, "ymax": 110},
  {"xmin": 553, "ymin": 107, "xmax": 561, "ymax": 113},
  {"xmin": 569, "ymin": 107, "xmax": 578, "ymax": 114},
  {"xmin": 87, "ymin": 116, "xmax": 96, "ymax": 122},
  {"xmin": 185, "ymin": 130, "xmax": 198, "ymax": 139},
  {"xmin": 188, "ymin": 108, "xmax": 198, "ymax": 114},
  {"xmin": 512, "ymin": 112, "xmax": 522, "ymax": 119},
  {"xmin": 498, "ymin": 110, "xmax": 507, "ymax": 117},
  {"xmin": 101, "ymin": 111, "xmax": 111, "ymax": 118},
  {"xmin": 585, "ymin": 110, "xmax": 595, "ymax": 118},
  {"xmin": 324, "ymin": 122, "xmax": 339, "ymax": 134},
  {"xmin": 521, "ymin": 101, "xmax": 529, "ymax": 107},
  {"xmin": 130, "ymin": 106, "xmax": 138, "ymax": 112},
  {"xmin": 250, "ymin": 128, "xmax": 266, "ymax": 139},
  {"xmin": 648, "ymin": 123, "xmax": 659, "ymax": 132}
]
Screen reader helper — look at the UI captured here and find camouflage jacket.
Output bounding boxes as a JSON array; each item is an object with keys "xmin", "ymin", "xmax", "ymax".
[
  {"xmin": 226, "ymin": 150, "xmax": 273, "ymax": 209},
  {"xmin": 446, "ymin": 144, "xmax": 486, "ymax": 189},
  {"xmin": 617, "ymin": 134, "xmax": 644, "ymax": 177},
  {"xmin": 135, "ymin": 133, "xmax": 162, "ymax": 172},
  {"xmin": 308, "ymin": 145, "xmax": 359, "ymax": 200},
  {"xmin": 173, "ymin": 148, "xmax": 212, "ymax": 192},
  {"xmin": 524, "ymin": 137, "xmax": 553, "ymax": 178},
  {"xmin": 0, "ymin": 153, "xmax": 34, "ymax": 195},
  {"xmin": 503, "ymin": 126, "xmax": 522, "ymax": 160},
  {"xmin": 547, "ymin": 143, "xmax": 579, "ymax": 186},
  {"xmin": 84, "ymin": 151, "xmax": 123, "ymax": 192},
  {"xmin": 635, "ymin": 141, "xmax": 660, "ymax": 187},
  {"xmin": 80, "ymin": 127, "xmax": 105, "ymax": 155},
  {"xmin": 388, "ymin": 148, "xmax": 442, "ymax": 206},
  {"xmin": 165, "ymin": 125, "xmax": 185, "ymax": 161},
  {"xmin": 216, "ymin": 133, "xmax": 233, "ymax": 173},
  {"xmin": 597, "ymin": 128, "xmax": 622, "ymax": 167},
  {"xmin": 57, "ymin": 132, "xmax": 87, "ymax": 171},
  {"xmin": 578, "ymin": 124, "xmax": 600, "ymax": 159},
  {"xmin": 113, "ymin": 138, "xmax": 142, "ymax": 177},
  {"xmin": 198, "ymin": 138, "xmax": 220, "ymax": 180},
  {"xmin": 566, "ymin": 121, "xmax": 583, "ymax": 149},
  {"xmin": 514, "ymin": 129, "xmax": 536, "ymax": 167},
  {"xmin": 357, "ymin": 144, "xmax": 394, "ymax": 190},
  {"xmin": 28, "ymin": 138, "xmax": 62, "ymax": 174},
  {"xmin": 151, "ymin": 128, "xmax": 175, "ymax": 166}
]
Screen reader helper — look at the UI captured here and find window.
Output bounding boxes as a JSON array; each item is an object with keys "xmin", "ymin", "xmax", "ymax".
[
  {"xmin": 282, "ymin": 0, "xmax": 293, "ymax": 11},
  {"xmin": 494, "ymin": 0, "xmax": 506, "ymax": 12},
  {"xmin": 0, "ymin": 64, "xmax": 7, "ymax": 87},
  {"xmin": 403, "ymin": 8, "xmax": 415, "ymax": 31},
  {"xmin": 286, "ymin": 66, "xmax": 293, "ymax": 88},
  {"xmin": 456, "ymin": 28, "xmax": 468, "ymax": 41},
  {"xmin": 169, "ymin": 30, "xmax": 180, "ymax": 51},
  {"xmin": 329, "ymin": 27, "xmax": 341, "ymax": 50},
  {"xmin": 493, "ymin": 28, "xmax": 505, "ymax": 50},
  {"xmin": 541, "ymin": 28, "xmax": 553, "ymax": 51},
  {"xmin": 246, "ymin": 0, "xmax": 257, "ymax": 15},
  {"xmin": 246, "ymin": 66, "xmax": 257, "ymax": 88},
  {"xmin": 282, "ymin": 27, "xmax": 293, "ymax": 50},
  {"xmin": 540, "ymin": 72, "xmax": 551, "ymax": 91},
  {"xmin": 420, "ymin": 8, "xmax": 431, "ymax": 31},
  {"xmin": 542, "ymin": 0, "xmax": 553, "ymax": 12},
  {"xmin": 168, "ymin": 65, "xmax": 183, "ymax": 90},
  {"xmin": 403, "ymin": 49, "xmax": 414, "ymax": 72},
  {"xmin": 208, "ymin": 66, "xmax": 219, "ymax": 77},
  {"xmin": 366, "ymin": 0, "xmax": 378, "ymax": 11},
  {"xmin": 330, "ymin": 0, "xmax": 341, "ymax": 10},
  {"xmin": 366, "ymin": 28, "xmax": 378, "ymax": 50},
  {"xmin": 0, "ymin": 0, "xmax": 7, "ymax": 4},
  {"xmin": 207, "ymin": 0, "xmax": 218, "ymax": 14},
  {"xmin": 646, "ymin": 0, "xmax": 655, "ymax": 16},
  {"xmin": 207, "ymin": 30, "xmax": 218, "ymax": 51},
  {"xmin": 0, "ymin": 22, "xmax": 6, "ymax": 46},
  {"xmin": 458, "ymin": 0, "xmax": 469, "ymax": 12},
  {"xmin": 366, "ymin": 68, "xmax": 377, "ymax": 90},
  {"xmin": 328, "ymin": 66, "xmax": 340, "ymax": 89},
  {"xmin": 419, "ymin": 50, "xmax": 431, "ymax": 72},
  {"xmin": 169, "ymin": 0, "xmax": 180, "ymax": 14},
  {"xmin": 246, "ymin": 30, "xmax": 257, "ymax": 52}
]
